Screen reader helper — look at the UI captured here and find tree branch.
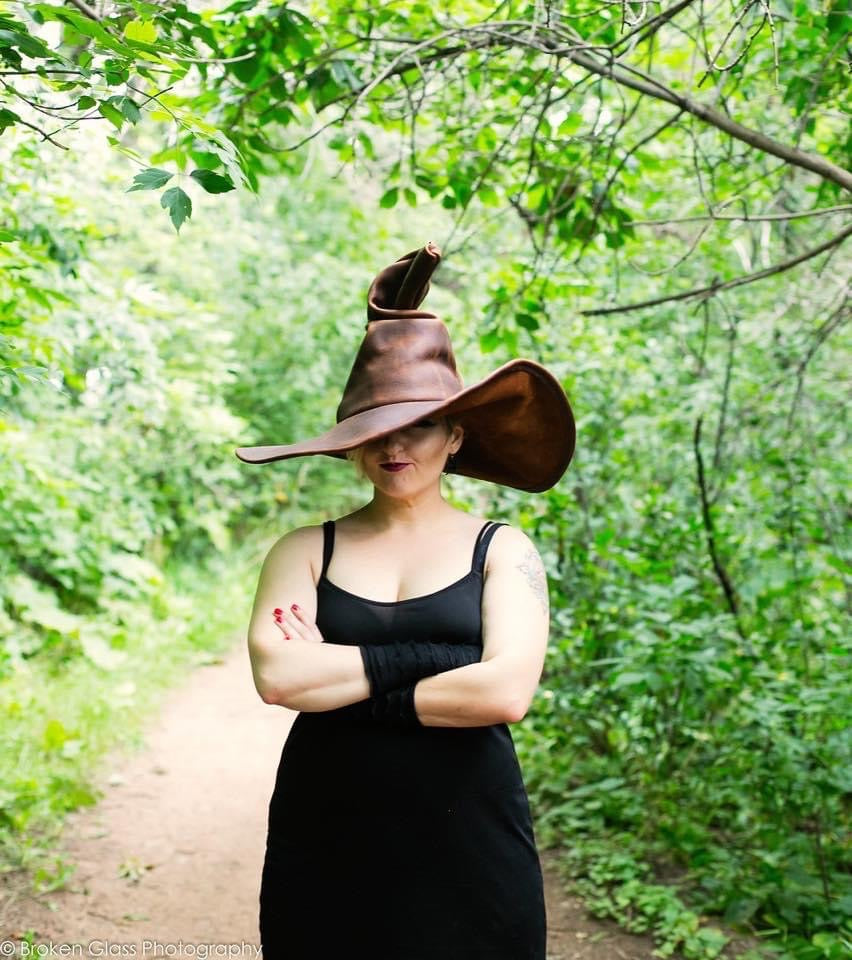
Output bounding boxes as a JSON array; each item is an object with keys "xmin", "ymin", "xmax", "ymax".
[
  {"xmin": 3, "ymin": 109, "xmax": 69, "ymax": 149},
  {"xmin": 563, "ymin": 48, "xmax": 852, "ymax": 192},
  {"xmin": 627, "ymin": 204, "xmax": 852, "ymax": 226},
  {"xmin": 693, "ymin": 416, "xmax": 746, "ymax": 639},
  {"xmin": 68, "ymin": 0, "xmax": 101, "ymax": 21},
  {"xmin": 262, "ymin": 17, "xmax": 851, "ymax": 192},
  {"xmin": 612, "ymin": 0, "xmax": 699, "ymax": 51},
  {"xmin": 581, "ymin": 222, "xmax": 852, "ymax": 315}
]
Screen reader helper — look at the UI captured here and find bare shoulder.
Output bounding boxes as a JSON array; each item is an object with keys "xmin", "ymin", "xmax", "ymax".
[
  {"xmin": 266, "ymin": 523, "xmax": 322, "ymax": 554},
  {"xmin": 262, "ymin": 523, "xmax": 325, "ymax": 580},
  {"xmin": 485, "ymin": 524, "xmax": 544, "ymax": 572},
  {"xmin": 484, "ymin": 524, "xmax": 549, "ymax": 613},
  {"xmin": 250, "ymin": 523, "xmax": 327, "ymax": 632}
]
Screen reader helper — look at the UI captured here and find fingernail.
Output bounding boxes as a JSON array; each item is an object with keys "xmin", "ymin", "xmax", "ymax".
[
  {"xmin": 273, "ymin": 608, "xmax": 283, "ymax": 616},
  {"xmin": 274, "ymin": 614, "xmax": 282, "ymax": 623},
  {"xmin": 291, "ymin": 604, "xmax": 299, "ymax": 612}
]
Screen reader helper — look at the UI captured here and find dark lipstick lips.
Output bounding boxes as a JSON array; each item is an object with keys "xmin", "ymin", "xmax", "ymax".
[{"xmin": 380, "ymin": 462, "xmax": 409, "ymax": 471}]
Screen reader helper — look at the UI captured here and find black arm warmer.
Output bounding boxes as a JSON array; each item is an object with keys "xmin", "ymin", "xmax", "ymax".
[
  {"xmin": 365, "ymin": 641, "xmax": 483, "ymax": 727},
  {"xmin": 360, "ymin": 641, "xmax": 482, "ymax": 698},
  {"xmin": 369, "ymin": 682, "xmax": 420, "ymax": 727}
]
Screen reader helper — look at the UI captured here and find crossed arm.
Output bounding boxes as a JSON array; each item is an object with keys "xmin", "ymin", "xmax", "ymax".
[{"xmin": 246, "ymin": 524, "xmax": 550, "ymax": 727}]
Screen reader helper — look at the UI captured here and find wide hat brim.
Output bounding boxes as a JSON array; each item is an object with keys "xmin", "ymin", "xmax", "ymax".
[{"xmin": 235, "ymin": 358, "xmax": 575, "ymax": 493}]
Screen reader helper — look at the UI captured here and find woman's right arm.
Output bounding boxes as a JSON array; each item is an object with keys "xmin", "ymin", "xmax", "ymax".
[{"xmin": 247, "ymin": 526, "xmax": 370, "ymax": 707}]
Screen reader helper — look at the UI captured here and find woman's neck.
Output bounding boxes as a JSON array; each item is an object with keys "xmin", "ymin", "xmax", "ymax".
[{"xmin": 356, "ymin": 485, "xmax": 458, "ymax": 532}]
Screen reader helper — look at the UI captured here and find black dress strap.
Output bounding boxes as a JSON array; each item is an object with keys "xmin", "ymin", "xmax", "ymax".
[
  {"xmin": 472, "ymin": 521, "xmax": 506, "ymax": 577},
  {"xmin": 320, "ymin": 519, "xmax": 335, "ymax": 579}
]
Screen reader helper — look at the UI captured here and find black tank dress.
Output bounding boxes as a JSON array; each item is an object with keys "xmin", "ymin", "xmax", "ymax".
[{"xmin": 259, "ymin": 519, "xmax": 547, "ymax": 959}]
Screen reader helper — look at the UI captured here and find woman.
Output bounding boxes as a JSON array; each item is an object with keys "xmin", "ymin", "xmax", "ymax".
[{"xmin": 236, "ymin": 243, "xmax": 576, "ymax": 959}]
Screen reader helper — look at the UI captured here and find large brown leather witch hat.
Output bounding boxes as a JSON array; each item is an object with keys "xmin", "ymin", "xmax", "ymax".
[{"xmin": 235, "ymin": 242, "xmax": 575, "ymax": 492}]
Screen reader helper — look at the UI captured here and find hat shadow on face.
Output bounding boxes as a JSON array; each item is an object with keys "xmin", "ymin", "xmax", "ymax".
[{"xmin": 346, "ymin": 416, "xmax": 463, "ymax": 480}]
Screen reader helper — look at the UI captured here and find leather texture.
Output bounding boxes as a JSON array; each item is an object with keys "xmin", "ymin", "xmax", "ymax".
[{"xmin": 235, "ymin": 242, "xmax": 576, "ymax": 492}]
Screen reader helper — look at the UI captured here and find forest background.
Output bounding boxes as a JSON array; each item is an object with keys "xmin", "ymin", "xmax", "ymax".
[{"xmin": 0, "ymin": 1, "xmax": 849, "ymax": 958}]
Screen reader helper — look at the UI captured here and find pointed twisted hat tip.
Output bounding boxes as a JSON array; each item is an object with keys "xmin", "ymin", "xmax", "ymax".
[
  {"xmin": 366, "ymin": 241, "xmax": 443, "ymax": 325},
  {"xmin": 393, "ymin": 241, "xmax": 441, "ymax": 309}
]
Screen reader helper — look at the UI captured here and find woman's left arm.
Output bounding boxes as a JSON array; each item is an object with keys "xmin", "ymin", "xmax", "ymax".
[{"xmin": 411, "ymin": 526, "xmax": 550, "ymax": 727}]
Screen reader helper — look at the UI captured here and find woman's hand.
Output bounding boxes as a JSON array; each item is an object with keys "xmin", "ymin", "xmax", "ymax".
[{"xmin": 272, "ymin": 604, "xmax": 325, "ymax": 643}]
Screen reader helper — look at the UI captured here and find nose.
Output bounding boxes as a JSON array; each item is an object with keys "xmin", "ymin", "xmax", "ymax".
[{"xmin": 380, "ymin": 431, "xmax": 406, "ymax": 458}]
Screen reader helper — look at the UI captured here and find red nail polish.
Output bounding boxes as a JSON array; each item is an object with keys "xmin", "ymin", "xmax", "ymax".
[
  {"xmin": 291, "ymin": 604, "xmax": 299, "ymax": 611},
  {"xmin": 273, "ymin": 608, "xmax": 283, "ymax": 616}
]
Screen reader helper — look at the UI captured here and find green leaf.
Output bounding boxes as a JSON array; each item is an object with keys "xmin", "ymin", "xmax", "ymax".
[
  {"xmin": 98, "ymin": 101, "xmax": 124, "ymax": 130},
  {"xmin": 516, "ymin": 312, "xmax": 539, "ymax": 331},
  {"xmin": 76, "ymin": 96, "xmax": 96, "ymax": 111},
  {"xmin": 43, "ymin": 718, "xmax": 71, "ymax": 752},
  {"xmin": 32, "ymin": 5, "xmax": 137, "ymax": 57},
  {"xmin": 567, "ymin": 777, "xmax": 626, "ymax": 798},
  {"xmin": 479, "ymin": 327, "xmax": 502, "ymax": 353},
  {"xmin": 119, "ymin": 97, "xmax": 141, "ymax": 124},
  {"xmin": 149, "ymin": 146, "xmax": 187, "ymax": 170},
  {"xmin": 612, "ymin": 671, "xmax": 649, "ymax": 689},
  {"xmin": 558, "ymin": 113, "xmax": 583, "ymax": 136},
  {"xmin": 160, "ymin": 186, "xmax": 192, "ymax": 233},
  {"xmin": 0, "ymin": 107, "xmax": 20, "ymax": 132},
  {"xmin": 403, "ymin": 187, "xmax": 417, "ymax": 207},
  {"xmin": 0, "ymin": 27, "xmax": 51, "ymax": 59},
  {"xmin": 189, "ymin": 169, "xmax": 235, "ymax": 194},
  {"xmin": 356, "ymin": 131, "xmax": 375, "ymax": 160},
  {"xmin": 379, "ymin": 187, "xmax": 398, "ymax": 209},
  {"xmin": 123, "ymin": 19, "xmax": 158, "ymax": 44},
  {"xmin": 103, "ymin": 59, "xmax": 130, "ymax": 86},
  {"xmin": 0, "ymin": 230, "xmax": 17, "ymax": 242},
  {"xmin": 127, "ymin": 168, "xmax": 173, "ymax": 192},
  {"xmin": 109, "ymin": 140, "xmax": 145, "ymax": 163}
]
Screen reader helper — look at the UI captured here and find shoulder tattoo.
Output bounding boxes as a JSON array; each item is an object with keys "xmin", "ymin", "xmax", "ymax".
[{"xmin": 517, "ymin": 547, "xmax": 549, "ymax": 616}]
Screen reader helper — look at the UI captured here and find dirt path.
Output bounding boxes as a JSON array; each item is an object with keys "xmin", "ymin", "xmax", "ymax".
[{"xmin": 1, "ymin": 640, "xmax": 659, "ymax": 959}]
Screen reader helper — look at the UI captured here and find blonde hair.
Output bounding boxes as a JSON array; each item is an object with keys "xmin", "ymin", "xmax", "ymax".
[
  {"xmin": 345, "ymin": 444, "xmax": 369, "ymax": 481},
  {"xmin": 346, "ymin": 415, "xmax": 458, "ymax": 480}
]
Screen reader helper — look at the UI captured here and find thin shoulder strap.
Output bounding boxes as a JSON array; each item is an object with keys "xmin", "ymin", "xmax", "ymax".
[
  {"xmin": 320, "ymin": 519, "xmax": 335, "ymax": 579},
  {"xmin": 472, "ymin": 521, "xmax": 507, "ymax": 577}
]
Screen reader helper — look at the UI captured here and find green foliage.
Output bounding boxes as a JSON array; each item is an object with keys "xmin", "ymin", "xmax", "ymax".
[
  {"xmin": 0, "ymin": 534, "xmax": 261, "ymax": 884},
  {"xmin": 0, "ymin": 3, "xmax": 849, "ymax": 957},
  {"xmin": 3, "ymin": 0, "xmax": 848, "ymax": 244},
  {"xmin": 0, "ymin": 134, "xmax": 453, "ymax": 889},
  {"xmin": 502, "ymin": 269, "xmax": 850, "ymax": 957},
  {"xmin": 0, "ymin": 137, "xmax": 249, "ymax": 676},
  {"xmin": 1, "ymin": 1, "xmax": 255, "ymax": 233}
]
